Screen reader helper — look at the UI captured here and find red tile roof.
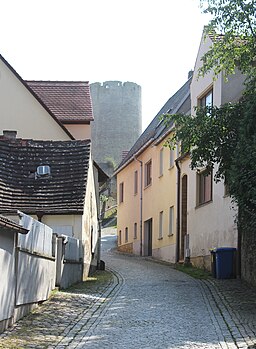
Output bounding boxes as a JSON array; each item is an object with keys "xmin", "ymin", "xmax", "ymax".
[{"xmin": 26, "ymin": 81, "xmax": 94, "ymax": 124}]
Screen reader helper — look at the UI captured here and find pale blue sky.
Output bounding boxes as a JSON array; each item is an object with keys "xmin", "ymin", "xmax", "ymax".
[{"xmin": 0, "ymin": 0, "xmax": 210, "ymax": 130}]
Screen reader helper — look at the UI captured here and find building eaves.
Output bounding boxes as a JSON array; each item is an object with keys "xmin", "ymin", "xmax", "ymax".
[
  {"xmin": 93, "ymin": 161, "xmax": 109, "ymax": 183},
  {"xmin": 0, "ymin": 214, "xmax": 28, "ymax": 234},
  {"xmin": 0, "ymin": 54, "xmax": 74, "ymax": 140}
]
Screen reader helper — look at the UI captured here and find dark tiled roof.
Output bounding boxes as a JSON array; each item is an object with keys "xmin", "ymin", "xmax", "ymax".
[
  {"xmin": 0, "ymin": 214, "xmax": 28, "ymax": 234},
  {"xmin": 26, "ymin": 81, "xmax": 94, "ymax": 124},
  {"xmin": 0, "ymin": 138, "xmax": 91, "ymax": 215},
  {"xmin": 115, "ymin": 77, "xmax": 192, "ymax": 173}
]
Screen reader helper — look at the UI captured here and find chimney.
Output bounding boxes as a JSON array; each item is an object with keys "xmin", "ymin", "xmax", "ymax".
[
  {"xmin": 3, "ymin": 130, "xmax": 17, "ymax": 139},
  {"xmin": 188, "ymin": 70, "xmax": 194, "ymax": 79}
]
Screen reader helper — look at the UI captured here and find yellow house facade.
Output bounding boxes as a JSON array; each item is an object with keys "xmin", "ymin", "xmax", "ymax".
[{"xmin": 116, "ymin": 77, "xmax": 191, "ymax": 263}]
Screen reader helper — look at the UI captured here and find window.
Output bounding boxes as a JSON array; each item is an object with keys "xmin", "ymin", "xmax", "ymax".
[
  {"xmin": 134, "ymin": 222, "xmax": 137, "ymax": 239},
  {"xmin": 169, "ymin": 206, "xmax": 174, "ymax": 236},
  {"xmin": 51, "ymin": 225, "xmax": 73, "ymax": 237},
  {"xmin": 224, "ymin": 181, "xmax": 230, "ymax": 197},
  {"xmin": 159, "ymin": 211, "xmax": 163, "ymax": 239},
  {"xmin": 125, "ymin": 227, "xmax": 128, "ymax": 242},
  {"xmin": 197, "ymin": 169, "xmax": 212, "ymax": 205},
  {"xmin": 134, "ymin": 170, "xmax": 138, "ymax": 195},
  {"xmin": 159, "ymin": 148, "xmax": 164, "ymax": 176},
  {"xmin": 176, "ymin": 143, "xmax": 180, "ymax": 158},
  {"xmin": 118, "ymin": 230, "xmax": 122, "ymax": 245},
  {"xmin": 170, "ymin": 148, "xmax": 174, "ymax": 168},
  {"xmin": 199, "ymin": 89, "xmax": 213, "ymax": 108},
  {"xmin": 119, "ymin": 182, "xmax": 124, "ymax": 203},
  {"xmin": 145, "ymin": 160, "xmax": 152, "ymax": 187}
]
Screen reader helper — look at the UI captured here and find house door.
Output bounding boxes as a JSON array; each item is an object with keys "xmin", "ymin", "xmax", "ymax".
[
  {"xmin": 144, "ymin": 218, "xmax": 152, "ymax": 256},
  {"xmin": 181, "ymin": 175, "xmax": 188, "ymax": 261}
]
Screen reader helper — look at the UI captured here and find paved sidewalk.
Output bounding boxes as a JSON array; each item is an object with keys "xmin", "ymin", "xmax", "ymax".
[
  {"xmin": 0, "ymin": 270, "xmax": 117, "ymax": 349},
  {"xmin": 0, "ymin": 231, "xmax": 255, "ymax": 349},
  {"xmin": 201, "ymin": 278, "xmax": 256, "ymax": 349}
]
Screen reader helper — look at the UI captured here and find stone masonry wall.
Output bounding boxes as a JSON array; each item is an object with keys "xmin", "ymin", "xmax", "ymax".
[{"xmin": 241, "ymin": 229, "xmax": 256, "ymax": 287}]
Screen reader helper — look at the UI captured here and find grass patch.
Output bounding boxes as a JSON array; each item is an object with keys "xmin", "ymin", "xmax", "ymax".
[
  {"xmin": 104, "ymin": 207, "xmax": 117, "ymax": 219},
  {"xmin": 65, "ymin": 270, "xmax": 113, "ymax": 294},
  {"xmin": 175, "ymin": 264, "xmax": 211, "ymax": 279}
]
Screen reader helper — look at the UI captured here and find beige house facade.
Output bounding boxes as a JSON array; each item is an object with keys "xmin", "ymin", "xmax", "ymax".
[
  {"xmin": 116, "ymin": 78, "xmax": 191, "ymax": 263},
  {"xmin": 177, "ymin": 33, "xmax": 245, "ymax": 270},
  {"xmin": 0, "ymin": 55, "xmax": 73, "ymax": 141}
]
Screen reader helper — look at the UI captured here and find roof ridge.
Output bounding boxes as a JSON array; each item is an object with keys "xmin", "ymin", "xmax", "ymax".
[{"xmin": 26, "ymin": 80, "xmax": 90, "ymax": 84}]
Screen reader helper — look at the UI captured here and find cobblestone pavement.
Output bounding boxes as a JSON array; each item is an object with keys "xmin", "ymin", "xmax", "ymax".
[{"xmin": 0, "ymin": 228, "xmax": 255, "ymax": 349}]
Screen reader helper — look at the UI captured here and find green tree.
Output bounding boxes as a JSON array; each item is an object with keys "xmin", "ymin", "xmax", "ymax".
[{"xmin": 199, "ymin": 0, "xmax": 256, "ymax": 78}]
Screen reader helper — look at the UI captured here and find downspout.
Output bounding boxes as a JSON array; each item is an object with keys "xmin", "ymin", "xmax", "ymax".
[
  {"xmin": 175, "ymin": 159, "xmax": 181, "ymax": 263},
  {"xmin": 134, "ymin": 156, "xmax": 143, "ymax": 256}
]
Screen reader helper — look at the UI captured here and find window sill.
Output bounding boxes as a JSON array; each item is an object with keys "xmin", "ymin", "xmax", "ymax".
[
  {"xmin": 168, "ymin": 165, "xmax": 174, "ymax": 170},
  {"xmin": 158, "ymin": 237, "xmax": 163, "ymax": 240},
  {"xmin": 168, "ymin": 234, "xmax": 174, "ymax": 237},
  {"xmin": 195, "ymin": 200, "xmax": 213, "ymax": 209},
  {"xmin": 158, "ymin": 174, "xmax": 163, "ymax": 178},
  {"xmin": 144, "ymin": 183, "xmax": 152, "ymax": 190}
]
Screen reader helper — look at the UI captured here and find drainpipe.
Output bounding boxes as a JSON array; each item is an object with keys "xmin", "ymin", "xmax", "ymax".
[
  {"xmin": 175, "ymin": 159, "xmax": 181, "ymax": 263},
  {"xmin": 97, "ymin": 219, "xmax": 102, "ymax": 269},
  {"xmin": 134, "ymin": 156, "xmax": 143, "ymax": 256}
]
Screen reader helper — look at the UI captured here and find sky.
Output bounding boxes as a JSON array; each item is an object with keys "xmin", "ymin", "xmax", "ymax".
[{"xmin": 0, "ymin": 0, "xmax": 211, "ymax": 130}]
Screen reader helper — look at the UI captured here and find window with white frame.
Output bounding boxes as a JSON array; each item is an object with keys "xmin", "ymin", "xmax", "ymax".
[
  {"xmin": 199, "ymin": 89, "xmax": 213, "ymax": 107},
  {"xmin": 176, "ymin": 143, "xmax": 180, "ymax": 158},
  {"xmin": 159, "ymin": 148, "xmax": 164, "ymax": 176},
  {"xmin": 159, "ymin": 211, "xmax": 163, "ymax": 239},
  {"xmin": 169, "ymin": 206, "xmax": 174, "ymax": 235},
  {"xmin": 145, "ymin": 160, "xmax": 152, "ymax": 187},
  {"xmin": 170, "ymin": 148, "xmax": 174, "ymax": 168},
  {"xmin": 134, "ymin": 222, "xmax": 137, "ymax": 239}
]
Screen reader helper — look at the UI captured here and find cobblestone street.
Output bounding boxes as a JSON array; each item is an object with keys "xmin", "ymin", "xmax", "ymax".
[{"xmin": 0, "ymin": 228, "xmax": 255, "ymax": 349}]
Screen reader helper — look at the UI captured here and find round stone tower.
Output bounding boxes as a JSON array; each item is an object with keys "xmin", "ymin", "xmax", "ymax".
[{"xmin": 90, "ymin": 81, "xmax": 142, "ymax": 174}]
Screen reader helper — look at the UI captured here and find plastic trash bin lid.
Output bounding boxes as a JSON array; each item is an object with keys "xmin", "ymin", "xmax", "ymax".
[{"xmin": 214, "ymin": 247, "xmax": 236, "ymax": 252}]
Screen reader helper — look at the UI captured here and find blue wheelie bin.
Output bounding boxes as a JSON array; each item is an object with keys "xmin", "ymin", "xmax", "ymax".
[{"xmin": 215, "ymin": 247, "xmax": 236, "ymax": 279}]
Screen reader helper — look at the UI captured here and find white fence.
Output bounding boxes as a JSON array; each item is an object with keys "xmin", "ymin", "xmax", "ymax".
[
  {"xmin": 56, "ymin": 235, "xmax": 83, "ymax": 289},
  {"xmin": 0, "ymin": 212, "xmax": 84, "ymax": 333},
  {"xmin": 18, "ymin": 214, "xmax": 53, "ymax": 257}
]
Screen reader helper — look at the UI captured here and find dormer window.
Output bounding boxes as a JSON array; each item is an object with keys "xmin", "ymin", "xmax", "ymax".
[{"xmin": 36, "ymin": 165, "xmax": 51, "ymax": 178}]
